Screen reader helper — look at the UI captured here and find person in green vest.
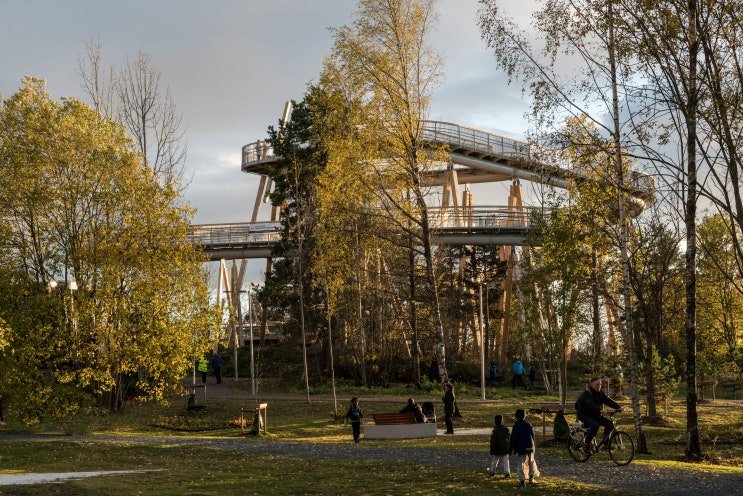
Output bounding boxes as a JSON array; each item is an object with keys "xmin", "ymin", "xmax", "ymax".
[{"xmin": 198, "ymin": 356, "xmax": 209, "ymax": 384}]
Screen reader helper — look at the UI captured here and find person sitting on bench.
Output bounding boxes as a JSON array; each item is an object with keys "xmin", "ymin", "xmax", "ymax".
[{"xmin": 400, "ymin": 398, "xmax": 426, "ymax": 423}]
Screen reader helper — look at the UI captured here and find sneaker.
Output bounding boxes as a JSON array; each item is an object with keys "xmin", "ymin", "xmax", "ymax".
[
  {"xmin": 529, "ymin": 478, "xmax": 538, "ymax": 484},
  {"xmin": 503, "ymin": 473, "xmax": 511, "ymax": 478},
  {"xmin": 518, "ymin": 481, "xmax": 525, "ymax": 489}
]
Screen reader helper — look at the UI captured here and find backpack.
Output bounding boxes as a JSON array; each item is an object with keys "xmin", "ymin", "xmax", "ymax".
[{"xmin": 553, "ymin": 412, "xmax": 570, "ymax": 442}]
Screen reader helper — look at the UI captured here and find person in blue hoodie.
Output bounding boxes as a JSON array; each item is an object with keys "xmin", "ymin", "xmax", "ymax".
[
  {"xmin": 512, "ymin": 358, "xmax": 527, "ymax": 390},
  {"xmin": 508, "ymin": 408, "xmax": 539, "ymax": 488}
]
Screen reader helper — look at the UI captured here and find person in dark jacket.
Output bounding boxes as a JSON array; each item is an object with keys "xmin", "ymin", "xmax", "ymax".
[
  {"xmin": 442, "ymin": 383, "xmax": 455, "ymax": 434},
  {"xmin": 489, "ymin": 414, "xmax": 511, "ymax": 477},
  {"xmin": 344, "ymin": 397, "xmax": 363, "ymax": 443},
  {"xmin": 575, "ymin": 377, "xmax": 622, "ymax": 452},
  {"xmin": 400, "ymin": 398, "xmax": 426, "ymax": 423},
  {"xmin": 211, "ymin": 351, "xmax": 222, "ymax": 384},
  {"xmin": 428, "ymin": 356, "xmax": 439, "ymax": 383},
  {"xmin": 528, "ymin": 365, "xmax": 537, "ymax": 389},
  {"xmin": 508, "ymin": 408, "xmax": 538, "ymax": 488}
]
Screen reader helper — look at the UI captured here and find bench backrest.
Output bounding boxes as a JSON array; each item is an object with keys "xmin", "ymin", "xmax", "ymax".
[{"xmin": 373, "ymin": 412, "xmax": 416, "ymax": 425}]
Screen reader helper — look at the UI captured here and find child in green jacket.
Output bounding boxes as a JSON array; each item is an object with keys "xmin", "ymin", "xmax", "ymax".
[{"xmin": 489, "ymin": 414, "xmax": 511, "ymax": 477}]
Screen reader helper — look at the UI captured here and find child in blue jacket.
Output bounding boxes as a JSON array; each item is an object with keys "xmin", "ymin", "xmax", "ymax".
[{"xmin": 508, "ymin": 408, "xmax": 539, "ymax": 488}]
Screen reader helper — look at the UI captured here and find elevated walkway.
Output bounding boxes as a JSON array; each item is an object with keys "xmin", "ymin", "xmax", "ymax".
[
  {"xmin": 241, "ymin": 120, "xmax": 656, "ymax": 209},
  {"xmin": 189, "ymin": 206, "xmax": 545, "ymax": 260}
]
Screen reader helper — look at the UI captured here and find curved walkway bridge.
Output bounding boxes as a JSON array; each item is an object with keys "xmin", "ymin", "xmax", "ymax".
[
  {"xmin": 190, "ymin": 120, "xmax": 655, "ymax": 260},
  {"xmin": 189, "ymin": 206, "xmax": 541, "ymax": 261}
]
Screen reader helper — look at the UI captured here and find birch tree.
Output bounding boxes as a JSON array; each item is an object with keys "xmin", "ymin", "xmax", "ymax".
[
  {"xmin": 78, "ymin": 38, "xmax": 187, "ymax": 190},
  {"xmin": 319, "ymin": 0, "xmax": 450, "ymax": 382}
]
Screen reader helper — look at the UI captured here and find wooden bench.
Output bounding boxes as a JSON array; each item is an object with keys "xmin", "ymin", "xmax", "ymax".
[
  {"xmin": 240, "ymin": 402, "xmax": 267, "ymax": 434},
  {"xmin": 373, "ymin": 412, "xmax": 416, "ymax": 424},
  {"xmin": 363, "ymin": 412, "xmax": 437, "ymax": 439}
]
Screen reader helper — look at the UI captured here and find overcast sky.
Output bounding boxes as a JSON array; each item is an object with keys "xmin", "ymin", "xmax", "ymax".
[{"xmin": 1, "ymin": 0, "xmax": 533, "ymax": 283}]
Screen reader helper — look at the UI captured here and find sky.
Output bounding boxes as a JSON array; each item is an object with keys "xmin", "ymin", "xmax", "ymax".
[{"xmin": 1, "ymin": 0, "xmax": 533, "ymax": 283}]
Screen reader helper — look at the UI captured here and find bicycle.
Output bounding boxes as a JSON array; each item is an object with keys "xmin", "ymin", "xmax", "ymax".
[{"xmin": 567, "ymin": 410, "xmax": 635, "ymax": 466}]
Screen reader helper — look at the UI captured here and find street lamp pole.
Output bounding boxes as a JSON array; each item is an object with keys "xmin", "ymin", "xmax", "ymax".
[
  {"xmin": 248, "ymin": 290, "xmax": 256, "ymax": 397},
  {"xmin": 479, "ymin": 279, "xmax": 486, "ymax": 401},
  {"xmin": 234, "ymin": 292, "xmax": 241, "ymax": 382}
]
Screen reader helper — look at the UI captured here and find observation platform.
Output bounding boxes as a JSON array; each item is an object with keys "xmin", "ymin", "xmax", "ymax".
[{"xmin": 241, "ymin": 120, "xmax": 656, "ymax": 209}]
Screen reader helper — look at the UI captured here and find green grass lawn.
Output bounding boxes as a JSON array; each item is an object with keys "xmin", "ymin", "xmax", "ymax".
[{"xmin": 0, "ymin": 382, "xmax": 741, "ymax": 495}]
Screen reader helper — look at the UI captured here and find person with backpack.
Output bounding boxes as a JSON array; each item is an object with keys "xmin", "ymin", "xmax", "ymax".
[
  {"xmin": 575, "ymin": 377, "xmax": 622, "ymax": 454},
  {"xmin": 344, "ymin": 397, "xmax": 364, "ymax": 443},
  {"xmin": 489, "ymin": 414, "xmax": 511, "ymax": 477}
]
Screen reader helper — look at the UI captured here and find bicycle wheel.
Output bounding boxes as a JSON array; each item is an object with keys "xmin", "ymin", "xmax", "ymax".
[
  {"xmin": 608, "ymin": 430, "xmax": 635, "ymax": 466},
  {"xmin": 568, "ymin": 429, "xmax": 590, "ymax": 462}
]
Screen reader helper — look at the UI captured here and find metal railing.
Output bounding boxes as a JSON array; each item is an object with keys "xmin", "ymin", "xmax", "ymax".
[
  {"xmin": 421, "ymin": 120, "xmax": 655, "ymax": 199},
  {"xmin": 422, "ymin": 121, "xmax": 533, "ymax": 160},
  {"xmin": 189, "ymin": 206, "xmax": 545, "ymax": 256},
  {"xmin": 428, "ymin": 205, "xmax": 542, "ymax": 230},
  {"xmin": 188, "ymin": 222, "xmax": 281, "ymax": 249},
  {"xmin": 240, "ymin": 120, "xmax": 654, "ymax": 203}
]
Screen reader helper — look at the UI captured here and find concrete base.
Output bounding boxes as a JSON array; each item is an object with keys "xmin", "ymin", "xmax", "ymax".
[{"xmin": 363, "ymin": 422, "xmax": 438, "ymax": 439}]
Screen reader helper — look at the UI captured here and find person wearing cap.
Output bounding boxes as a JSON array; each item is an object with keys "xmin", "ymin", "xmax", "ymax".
[{"xmin": 575, "ymin": 377, "xmax": 622, "ymax": 453}]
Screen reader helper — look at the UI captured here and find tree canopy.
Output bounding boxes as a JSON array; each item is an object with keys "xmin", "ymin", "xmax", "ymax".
[{"xmin": 0, "ymin": 78, "xmax": 218, "ymax": 422}]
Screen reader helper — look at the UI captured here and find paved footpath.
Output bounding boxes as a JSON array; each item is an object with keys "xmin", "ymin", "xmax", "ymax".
[{"xmin": 0, "ymin": 432, "xmax": 740, "ymax": 495}]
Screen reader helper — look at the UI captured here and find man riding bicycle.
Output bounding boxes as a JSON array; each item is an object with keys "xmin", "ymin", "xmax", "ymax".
[{"xmin": 575, "ymin": 377, "xmax": 622, "ymax": 454}]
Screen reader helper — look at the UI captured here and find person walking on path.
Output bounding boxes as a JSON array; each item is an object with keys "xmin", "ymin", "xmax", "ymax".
[
  {"xmin": 512, "ymin": 358, "xmax": 527, "ymax": 390},
  {"xmin": 489, "ymin": 362, "xmax": 498, "ymax": 387},
  {"xmin": 211, "ymin": 352, "xmax": 223, "ymax": 384},
  {"xmin": 528, "ymin": 365, "xmax": 536, "ymax": 390},
  {"xmin": 344, "ymin": 397, "xmax": 363, "ymax": 444},
  {"xmin": 509, "ymin": 408, "xmax": 539, "ymax": 488},
  {"xmin": 197, "ymin": 356, "xmax": 209, "ymax": 384},
  {"xmin": 442, "ymin": 383, "xmax": 456, "ymax": 434},
  {"xmin": 489, "ymin": 414, "xmax": 511, "ymax": 477}
]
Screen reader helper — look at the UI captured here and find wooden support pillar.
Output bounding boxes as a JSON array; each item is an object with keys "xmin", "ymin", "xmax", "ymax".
[{"xmin": 497, "ymin": 179, "xmax": 525, "ymax": 364}]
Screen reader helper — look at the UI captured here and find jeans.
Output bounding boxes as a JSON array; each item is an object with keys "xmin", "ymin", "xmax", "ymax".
[{"xmin": 579, "ymin": 414, "xmax": 614, "ymax": 446}]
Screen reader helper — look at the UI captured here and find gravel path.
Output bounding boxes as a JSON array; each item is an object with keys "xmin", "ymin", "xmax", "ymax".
[{"xmin": 2, "ymin": 432, "xmax": 740, "ymax": 495}]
